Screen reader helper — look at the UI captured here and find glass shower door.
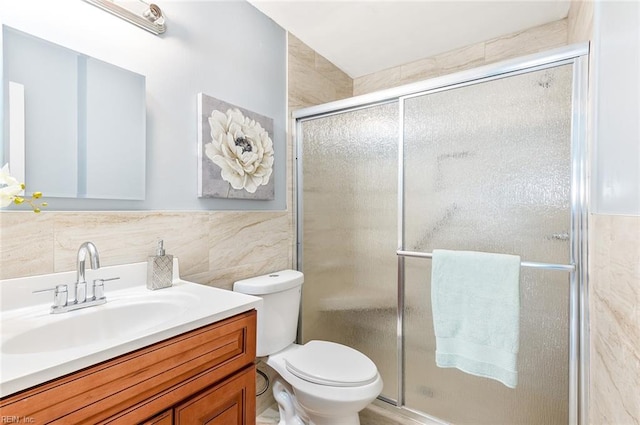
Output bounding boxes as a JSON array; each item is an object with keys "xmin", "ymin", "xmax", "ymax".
[
  {"xmin": 402, "ymin": 64, "xmax": 574, "ymax": 424},
  {"xmin": 299, "ymin": 102, "xmax": 399, "ymax": 401}
]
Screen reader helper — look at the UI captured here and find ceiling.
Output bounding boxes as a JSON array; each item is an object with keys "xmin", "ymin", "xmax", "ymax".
[{"xmin": 248, "ymin": 0, "xmax": 571, "ymax": 78}]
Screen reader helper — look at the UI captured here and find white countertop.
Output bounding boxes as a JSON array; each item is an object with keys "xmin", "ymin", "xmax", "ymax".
[{"xmin": 0, "ymin": 260, "xmax": 261, "ymax": 397}]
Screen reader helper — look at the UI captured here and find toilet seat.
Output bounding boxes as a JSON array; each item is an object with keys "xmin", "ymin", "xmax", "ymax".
[{"xmin": 284, "ymin": 340, "xmax": 378, "ymax": 387}]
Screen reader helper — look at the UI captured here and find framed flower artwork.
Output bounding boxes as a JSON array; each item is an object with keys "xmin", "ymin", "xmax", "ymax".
[{"xmin": 197, "ymin": 93, "xmax": 275, "ymax": 200}]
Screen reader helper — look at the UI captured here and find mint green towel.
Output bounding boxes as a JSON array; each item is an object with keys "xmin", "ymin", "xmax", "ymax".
[{"xmin": 431, "ymin": 249, "xmax": 521, "ymax": 388}]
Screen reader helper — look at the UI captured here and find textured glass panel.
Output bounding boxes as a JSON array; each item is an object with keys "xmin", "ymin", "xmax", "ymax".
[
  {"xmin": 403, "ymin": 65, "xmax": 573, "ymax": 424},
  {"xmin": 301, "ymin": 102, "xmax": 399, "ymax": 399}
]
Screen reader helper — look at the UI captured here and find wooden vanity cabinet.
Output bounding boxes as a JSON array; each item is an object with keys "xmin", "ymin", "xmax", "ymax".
[
  {"xmin": 174, "ymin": 365, "xmax": 255, "ymax": 424},
  {"xmin": 141, "ymin": 410, "xmax": 173, "ymax": 425},
  {"xmin": 138, "ymin": 364, "xmax": 255, "ymax": 425},
  {"xmin": 0, "ymin": 310, "xmax": 257, "ymax": 425}
]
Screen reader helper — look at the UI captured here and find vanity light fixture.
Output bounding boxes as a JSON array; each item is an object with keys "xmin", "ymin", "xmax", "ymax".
[{"xmin": 83, "ymin": 0, "xmax": 166, "ymax": 35}]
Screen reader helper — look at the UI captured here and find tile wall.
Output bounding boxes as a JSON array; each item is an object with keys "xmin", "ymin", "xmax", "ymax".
[
  {"xmin": 589, "ymin": 214, "xmax": 640, "ymax": 424},
  {"xmin": 0, "ymin": 211, "xmax": 291, "ymax": 289},
  {"xmin": 288, "ymin": 34, "xmax": 353, "ymax": 111},
  {"xmin": 353, "ymin": 19, "xmax": 569, "ymax": 96}
]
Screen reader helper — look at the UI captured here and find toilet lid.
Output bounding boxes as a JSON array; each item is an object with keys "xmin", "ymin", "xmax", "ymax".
[{"xmin": 285, "ymin": 340, "xmax": 378, "ymax": 387}]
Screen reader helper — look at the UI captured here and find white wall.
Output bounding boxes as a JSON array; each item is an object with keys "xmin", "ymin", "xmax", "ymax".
[
  {"xmin": 592, "ymin": 0, "xmax": 640, "ymax": 215},
  {"xmin": 0, "ymin": 0, "xmax": 287, "ymax": 210}
]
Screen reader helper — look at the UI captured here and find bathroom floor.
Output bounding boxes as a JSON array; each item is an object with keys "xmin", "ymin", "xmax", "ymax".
[
  {"xmin": 256, "ymin": 406, "xmax": 280, "ymax": 424},
  {"xmin": 257, "ymin": 403, "xmax": 425, "ymax": 425}
]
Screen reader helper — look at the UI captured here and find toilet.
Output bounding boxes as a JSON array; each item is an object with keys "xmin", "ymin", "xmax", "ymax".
[{"xmin": 233, "ymin": 270, "xmax": 383, "ymax": 425}]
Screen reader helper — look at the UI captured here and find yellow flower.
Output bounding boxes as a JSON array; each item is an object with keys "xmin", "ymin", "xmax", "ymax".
[{"xmin": 0, "ymin": 163, "xmax": 47, "ymax": 212}]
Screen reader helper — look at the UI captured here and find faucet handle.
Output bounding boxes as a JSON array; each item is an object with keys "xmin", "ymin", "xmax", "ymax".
[
  {"xmin": 33, "ymin": 284, "xmax": 68, "ymax": 308},
  {"xmin": 76, "ymin": 281, "xmax": 87, "ymax": 304},
  {"xmin": 93, "ymin": 277, "xmax": 120, "ymax": 300}
]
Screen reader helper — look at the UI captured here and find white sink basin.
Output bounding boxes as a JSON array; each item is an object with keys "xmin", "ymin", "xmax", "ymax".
[
  {"xmin": 3, "ymin": 298, "xmax": 190, "ymax": 354},
  {"xmin": 0, "ymin": 260, "xmax": 262, "ymax": 398}
]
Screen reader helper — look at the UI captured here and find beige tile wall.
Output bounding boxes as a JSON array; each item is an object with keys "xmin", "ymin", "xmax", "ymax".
[
  {"xmin": 0, "ymin": 211, "xmax": 291, "ymax": 290},
  {"xmin": 568, "ymin": 0, "xmax": 594, "ymax": 44},
  {"xmin": 288, "ymin": 34, "xmax": 353, "ymax": 111},
  {"xmin": 353, "ymin": 19, "xmax": 569, "ymax": 96},
  {"xmin": 589, "ymin": 214, "xmax": 640, "ymax": 425}
]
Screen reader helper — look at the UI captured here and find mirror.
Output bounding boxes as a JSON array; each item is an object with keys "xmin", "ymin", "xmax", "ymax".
[{"xmin": 2, "ymin": 26, "xmax": 146, "ymax": 200}]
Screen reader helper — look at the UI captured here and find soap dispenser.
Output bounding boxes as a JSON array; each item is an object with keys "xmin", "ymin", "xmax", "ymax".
[{"xmin": 147, "ymin": 240, "xmax": 173, "ymax": 290}]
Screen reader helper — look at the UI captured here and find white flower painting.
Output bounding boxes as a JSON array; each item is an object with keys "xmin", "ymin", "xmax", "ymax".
[{"xmin": 198, "ymin": 94, "xmax": 275, "ymax": 200}]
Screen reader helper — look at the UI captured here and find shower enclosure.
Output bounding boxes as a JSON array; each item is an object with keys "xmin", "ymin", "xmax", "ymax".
[{"xmin": 295, "ymin": 45, "xmax": 589, "ymax": 425}]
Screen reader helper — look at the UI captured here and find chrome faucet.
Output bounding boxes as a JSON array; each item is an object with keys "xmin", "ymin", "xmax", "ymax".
[
  {"xmin": 33, "ymin": 242, "xmax": 119, "ymax": 314},
  {"xmin": 74, "ymin": 241, "xmax": 101, "ymax": 303}
]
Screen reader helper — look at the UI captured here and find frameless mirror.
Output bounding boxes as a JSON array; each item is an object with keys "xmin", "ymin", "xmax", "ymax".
[{"xmin": 2, "ymin": 25, "xmax": 146, "ymax": 200}]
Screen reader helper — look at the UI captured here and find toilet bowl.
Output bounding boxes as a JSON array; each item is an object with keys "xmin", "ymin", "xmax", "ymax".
[
  {"xmin": 268, "ymin": 342, "xmax": 383, "ymax": 425},
  {"xmin": 233, "ymin": 270, "xmax": 383, "ymax": 425}
]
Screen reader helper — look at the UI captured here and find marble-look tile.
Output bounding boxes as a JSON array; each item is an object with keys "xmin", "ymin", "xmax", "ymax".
[
  {"xmin": 355, "ymin": 18, "xmax": 568, "ymax": 96},
  {"xmin": 179, "ymin": 269, "xmax": 218, "ymax": 287},
  {"xmin": 289, "ymin": 55, "xmax": 344, "ymax": 108},
  {"xmin": 208, "ymin": 211, "xmax": 290, "ymax": 276},
  {"xmin": 203, "ymin": 256, "xmax": 291, "ymax": 291},
  {"xmin": 397, "ymin": 57, "xmax": 438, "ymax": 86},
  {"xmin": 0, "ymin": 212, "xmax": 55, "ymax": 279},
  {"xmin": 433, "ymin": 42, "xmax": 486, "ymax": 72},
  {"xmin": 568, "ymin": 0, "xmax": 593, "ymax": 44},
  {"xmin": 289, "ymin": 40, "xmax": 343, "ymax": 109},
  {"xmin": 589, "ymin": 214, "xmax": 640, "ymax": 425},
  {"xmin": 289, "ymin": 33, "xmax": 352, "ymax": 104},
  {"xmin": 53, "ymin": 212, "xmax": 209, "ymax": 277},
  {"xmin": 353, "ymin": 66, "xmax": 402, "ymax": 96},
  {"xmin": 0, "ymin": 210, "xmax": 293, "ymax": 285},
  {"xmin": 485, "ymin": 19, "xmax": 568, "ymax": 64},
  {"xmin": 315, "ymin": 54, "xmax": 353, "ymax": 95},
  {"xmin": 400, "ymin": 42, "xmax": 485, "ymax": 86},
  {"xmin": 288, "ymin": 34, "xmax": 315, "ymax": 70}
]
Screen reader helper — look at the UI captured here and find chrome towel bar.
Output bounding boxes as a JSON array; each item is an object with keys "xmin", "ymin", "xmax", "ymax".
[{"xmin": 396, "ymin": 250, "xmax": 576, "ymax": 272}]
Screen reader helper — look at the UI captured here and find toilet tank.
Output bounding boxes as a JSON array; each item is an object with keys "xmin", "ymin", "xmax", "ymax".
[{"xmin": 233, "ymin": 270, "xmax": 304, "ymax": 357}]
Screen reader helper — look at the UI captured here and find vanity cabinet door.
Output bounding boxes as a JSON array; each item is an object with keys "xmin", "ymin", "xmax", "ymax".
[
  {"xmin": 174, "ymin": 365, "xmax": 256, "ymax": 425},
  {"xmin": 141, "ymin": 410, "xmax": 173, "ymax": 425}
]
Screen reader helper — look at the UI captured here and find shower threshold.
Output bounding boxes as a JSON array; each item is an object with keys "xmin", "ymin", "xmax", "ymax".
[{"xmin": 367, "ymin": 399, "xmax": 450, "ymax": 425}]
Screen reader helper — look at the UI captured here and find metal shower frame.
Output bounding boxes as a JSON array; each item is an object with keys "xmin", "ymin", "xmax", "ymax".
[{"xmin": 293, "ymin": 43, "xmax": 590, "ymax": 425}]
